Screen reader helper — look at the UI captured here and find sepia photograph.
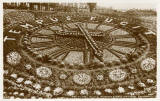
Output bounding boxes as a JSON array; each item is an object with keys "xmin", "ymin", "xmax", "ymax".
[{"xmin": 3, "ymin": 1, "xmax": 157, "ymax": 98}]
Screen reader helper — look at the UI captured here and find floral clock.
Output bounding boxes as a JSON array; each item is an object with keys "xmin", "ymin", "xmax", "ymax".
[{"xmin": 4, "ymin": 11, "xmax": 156, "ymax": 98}]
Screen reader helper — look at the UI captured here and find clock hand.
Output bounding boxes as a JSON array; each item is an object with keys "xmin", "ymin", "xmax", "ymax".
[{"xmin": 75, "ymin": 23, "xmax": 103, "ymax": 61}]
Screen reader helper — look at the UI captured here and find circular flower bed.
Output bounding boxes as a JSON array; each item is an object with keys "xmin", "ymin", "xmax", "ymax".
[
  {"xmin": 141, "ymin": 58, "xmax": 155, "ymax": 71},
  {"xmin": 36, "ymin": 66, "xmax": 52, "ymax": 78},
  {"xmin": 6, "ymin": 51, "xmax": 21, "ymax": 65},
  {"xmin": 73, "ymin": 73, "xmax": 91, "ymax": 85},
  {"xmin": 109, "ymin": 69, "xmax": 127, "ymax": 82}
]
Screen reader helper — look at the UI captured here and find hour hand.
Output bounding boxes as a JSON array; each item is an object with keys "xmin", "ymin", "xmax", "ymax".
[{"xmin": 75, "ymin": 23, "xmax": 103, "ymax": 61}]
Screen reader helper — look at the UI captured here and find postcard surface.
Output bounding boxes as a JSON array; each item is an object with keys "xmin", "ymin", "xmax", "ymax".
[{"xmin": 3, "ymin": 1, "xmax": 157, "ymax": 98}]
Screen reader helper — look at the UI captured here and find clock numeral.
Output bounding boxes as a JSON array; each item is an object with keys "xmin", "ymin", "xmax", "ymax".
[
  {"xmin": 50, "ymin": 17, "xmax": 58, "ymax": 22},
  {"xmin": 4, "ymin": 36, "xmax": 16, "ymax": 42},
  {"xmin": 36, "ymin": 20, "xmax": 43, "ymax": 24},
  {"xmin": 132, "ymin": 26, "xmax": 141, "ymax": 29},
  {"xmin": 20, "ymin": 23, "xmax": 33, "ymax": 29},
  {"xmin": 90, "ymin": 16, "xmax": 96, "ymax": 21},
  {"xmin": 104, "ymin": 17, "xmax": 113, "ymax": 23},
  {"xmin": 120, "ymin": 22, "xmax": 128, "ymax": 26},
  {"xmin": 8, "ymin": 29, "xmax": 21, "ymax": 34}
]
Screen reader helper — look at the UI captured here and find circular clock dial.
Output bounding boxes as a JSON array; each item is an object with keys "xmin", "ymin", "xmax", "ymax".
[{"xmin": 14, "ymin": 13, "xmax": 149, "ymax": 71}]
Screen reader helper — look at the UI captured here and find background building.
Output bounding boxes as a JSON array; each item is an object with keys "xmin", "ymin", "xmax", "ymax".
[{"xmin": 3, "ymin": 2, "xmax": 89, "ymax": 12}]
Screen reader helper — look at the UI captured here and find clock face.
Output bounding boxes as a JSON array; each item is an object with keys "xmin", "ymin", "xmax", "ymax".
[
  {"xmin": 4, "ymin": 12, "xmax": 156, "ymax": 98},
  {"xmin": 6, "ymin": 13, "xmax": 149, "ymax": 69}
]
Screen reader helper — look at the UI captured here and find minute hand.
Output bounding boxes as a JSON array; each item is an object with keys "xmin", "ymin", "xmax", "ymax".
[{"xmin": 75, "ymin": 23, "xmax": 103, "ymax": 60}]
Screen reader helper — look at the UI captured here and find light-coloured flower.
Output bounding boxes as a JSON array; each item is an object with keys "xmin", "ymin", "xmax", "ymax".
[
  {"xmin": 141, "ymin": 58, "xmax": 155, "ymax": 71},
  {"xmin": 131, "ymin": 69, "xmax": 137, "ymax": 73},
  {"xmin": 4, "ymin": 70, "xmax": 9, "ymax": 75},
  {"xmin": 147, "ymin": 79, "xmax": 154, "ymax": 84},
  {"xmin": 33, "ymin": 83, "xmax": 41, "ymax": 90},
  {"xmin": 59, "ymin": 74, "xmax": 67, "ymax": 80},
  {"xmin": 61, "ymin": 61, "xmax": 65, "ymax": 65},
  {"xmin": 137, "ymin": 82, "xmax": 146, "ymax": 88},
  {"xmin": 24, "ymin": 80, "xmax": 32, "ymax": 85},
  {"xmin": 128, "ymin": 85, "xmax": 135, "ymax": 90},
  {"xmin": 94, "ymin": 90, "xmax": 101, "ymax": 95},
  {"xmin": 6, "ymin": 51, "xmax": 21, "ymax": 65},
  {"xmin": 104, "ymin": 88, "xmax": 113, "ymax": 93},
  {"xmin": 16, "ymin": 77, "xmax": 24, "ymax": 83},
  {"xmin": 73, "ymin": 73, "xmax": 91, "ymax": 85},
  {"xmin": 10, "ymin": 73, "xmax": 17, "ymax": 78},
  {"xmin": 96, "ymin": 74, "xmax": 104, "ymax": 80},
  {"xmin": 80, "ymin": 89, "xmax": 88, "ymax": 95},
  {"xmin": 46, "ymin": 93, "xmax": 53, "ymax": 98},
  {"xmin": 53, "ymin": 87, "xmax": 63, "ymax": 96},
  {"xmin": 66, "ymin": 90, "xmax": 75, "ymax": 96},
  {"xmin": 118, "ymin": 87, "xmax": 125, "ymax": 93},
  {"xmin": 36, "ymin": 66, "xmax": 52, "ymax": 78},
  {"xmin": 37, "ymin": 54, "xmax": 42, "ymax": 58},
  {"xmin": 10, "ymin": 96, "xmax": 15, "ymax": 99},
  {"xmin": 13, "ymin": 91, "xmax": 18, "ymax": 95},
  {"xmin": 31, "ymin": 96, "xmax": 36, "ymax": 99},
  {"xmin": 127, "ymin": 92, "xmax": 135, "ymax": 96},
  {"xmin": 144, "ymin": 87, "xmax": 151, "ymax": 93},
  {"xmin": 19, "ymin": 93, "xmax": 24, "ymax": 96},
  {"xmin": 25, "ymin": 64, "xmax": 32, "ymax": 70},
  {"xmin": 44, "ymin": 86, "xmax": 51, "ymax": 92}
]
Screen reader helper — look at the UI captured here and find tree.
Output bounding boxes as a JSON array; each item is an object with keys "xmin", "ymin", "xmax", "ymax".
[{"xmin": 87, "ymin": 3, "xmax": 96, "ymax": 12}]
